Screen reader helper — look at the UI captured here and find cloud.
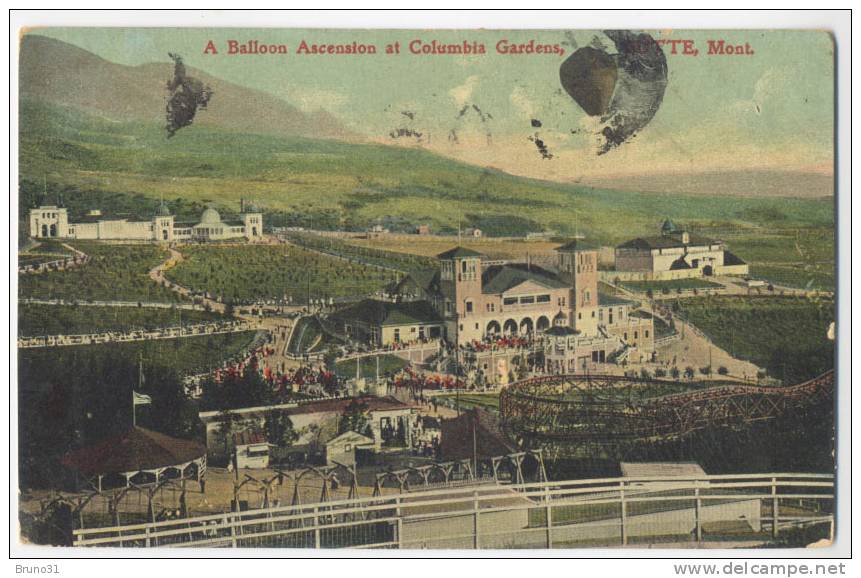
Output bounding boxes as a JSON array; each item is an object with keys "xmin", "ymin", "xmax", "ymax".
[
  {"xmin": 509, "ymin": 86, "xmax": 537, "ymax": 120},
  {"xmin": 282, "ymin": 86, "xmax": 349, "ymax": 113},
  {"xmin": 449, "ymin": 75, "xmax": 480, "ymax": 108},
  {"xmin": 730, "ymin": 67, "xmax": 791, "ymax": 115}
]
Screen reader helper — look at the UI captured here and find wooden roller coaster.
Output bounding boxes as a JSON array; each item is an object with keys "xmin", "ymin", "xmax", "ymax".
[{"xmin": 500, "ymin": 370, "xmax": 834, "ymax": 457}]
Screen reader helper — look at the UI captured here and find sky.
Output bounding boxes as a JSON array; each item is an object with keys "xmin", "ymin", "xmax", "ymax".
[{"xmin": 33, "ymin": 28, "xmax": 834, "ymax": 182}]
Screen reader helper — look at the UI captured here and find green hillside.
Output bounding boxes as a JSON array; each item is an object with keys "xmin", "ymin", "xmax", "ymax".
[{"xmin": 20, "ymin": 99, "xmax": 833, "ymax": 244}]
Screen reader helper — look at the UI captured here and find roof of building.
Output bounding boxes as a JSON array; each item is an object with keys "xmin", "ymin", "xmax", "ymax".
[
  {"xmin": 440, "ymin": 409, "xmax": 516, "ymax": 460},
  {"xmin": 723, "ymin": 250, "xmax": 747, "ymax": 266},
  {"xmin": 395, "ymin": 270, "xmax": 441, "ymax": 296},
  {"xmin": 556, "ymin": 239, "xmax": 599, "ymax": 252},
  {"xmin": 233, "ymin": 430, "xmax": 268, "ymax": 446},
  {"xmin": 544, "ymin": 326, "xmax": 578, "ymax": 336},
  {"xmin": 598, "ymin": 292, "xmax": 636, "ymax": 307},
  {"xmin": 61, "ymin": 426, "xmax": 206, "ymax": 478},
  {"xmin": 669, "ymin": 256, "xmax": 692, "ymax": 270},
  {"xmin": 436, "ymin": 246, "xmax": 483, "ymax": 260},
  {"xmin": 661, "ymin": 218, "xmax": 680, "ymax": 234},
  {"xmin": 332, "ymin": 299, "xmax": 443, "ymax": 328},
  {"xmin": 324, "ymin": 430, "xmax": 374, "ymax": 447},
  {"xmin": 617, "ymin": 233, "xmax": 716, "ymax": 251},
  {"xmin": 199, "ymin": 207, "xmax": 222, "ymax": 225},
  {"xmin": 620, "ymin": 461, "xmax": 707, "ymax": 479},
  {"xmin": 223, "ymin": 219, "xmax": 245, "ymax": 227},
  {"xmin": 155, "ymin": 202, "xmax": 172, "ymax": 217},
  {"xmin": 482, "ymin": 263, "xmax": 569, "ymax": 294}
]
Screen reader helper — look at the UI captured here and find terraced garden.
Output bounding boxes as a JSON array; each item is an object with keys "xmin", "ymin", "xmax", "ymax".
[
  {"xmin": 18, "ymin": 241, "xmax": 180, "ymax": 303},
  {"xmin": 166, "ymin": 244, "xmax": 401, "ymax": 304},
  {"xmin": 19, "ymin": 330, "xmax": 261, "ymax": 382}
]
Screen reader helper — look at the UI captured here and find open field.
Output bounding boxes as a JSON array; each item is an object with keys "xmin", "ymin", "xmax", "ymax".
[
  {"xmin": 346, "ymin": 236, "xmax": 567, "ymax": 261},
  {"xmin": 720, "ymin": 229, "xmax": 835, "ymax": 291},
  {"xmin": 165, "ymin": 244, "xmax": 400, "ymax": 304},
  {"xmin": 18, "ymin": 241, "xmax": 180, "ymax": 303},
  {"xmin": 17, "ymin": 304, "xmax": 226, "ymax": 337},
  {"xmin": 676, "ymin": 296, "xmax": 835, "ymax": 383}
]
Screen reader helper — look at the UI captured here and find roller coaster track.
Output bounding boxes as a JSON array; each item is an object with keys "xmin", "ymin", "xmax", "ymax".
[{"xmin": 500, "ymin": 370, "xmax": 834, "ymax": 453}]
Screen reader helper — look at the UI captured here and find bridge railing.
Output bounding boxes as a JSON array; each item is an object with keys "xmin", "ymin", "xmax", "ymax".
[{"xmin": 72, "ymin": 472, "xmax": 833, "ymax": 549}]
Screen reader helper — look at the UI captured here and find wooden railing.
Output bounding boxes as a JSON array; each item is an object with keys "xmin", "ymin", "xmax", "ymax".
[{"xmin": 72, "ymin": 472, "xmax": 833, "ymax": 549}]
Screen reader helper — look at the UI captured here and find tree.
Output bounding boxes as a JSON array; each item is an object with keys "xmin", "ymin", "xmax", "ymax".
[
  {"xmin": 265, "ymin": 412, "xmax": 298, "ymax": 448},
  {"xmin": 338, "ymin": 398, "xmax": 371, "ymax": 436},
  {"xmin": 684, "ymin": 366, "xmax": 695, "ymax": 380},
  {"xmin": 670, "ymin": 367, "xmax": 681, "ymax": 380},
  {"xmin": 717, "ymin": 366, "xmax": 729, "ymax": 376}
]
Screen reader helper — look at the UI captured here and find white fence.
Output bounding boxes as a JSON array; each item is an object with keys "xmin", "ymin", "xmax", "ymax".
[
  {"xmin": 18, "ymin": 321, "xmax": 256, "ymax": 349},
  {"xmin": 72, "ymin": 472, "xmax": 833, "ymax": 549}
]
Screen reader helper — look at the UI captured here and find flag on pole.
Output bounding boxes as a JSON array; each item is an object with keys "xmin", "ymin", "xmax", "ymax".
[{"xmin": 133, "ymin": 391, "xmax": 152, "ymax": 406}]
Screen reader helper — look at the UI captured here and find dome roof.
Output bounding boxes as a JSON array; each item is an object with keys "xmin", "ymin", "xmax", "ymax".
[
  {"xmin": 155, "ymin": 202, "xmax": 172, "ymax": 217},
  {"xmin": 200, "ymin": 207, "xmax": 222, "ymax": 224}
]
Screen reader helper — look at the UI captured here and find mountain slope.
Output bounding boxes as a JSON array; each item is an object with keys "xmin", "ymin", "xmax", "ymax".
[
  {"xmin": 18, "ymin": 98, "xmax": 834, "ymax": 244},
  {"xmin": 19, "ymin": 34, "xmax": 357, "ymax": 140}
]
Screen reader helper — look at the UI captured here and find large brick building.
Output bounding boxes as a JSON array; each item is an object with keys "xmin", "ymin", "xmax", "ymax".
[{"xmin": 342, "ymin": 241, "xmax": 655, "ymax": 372}]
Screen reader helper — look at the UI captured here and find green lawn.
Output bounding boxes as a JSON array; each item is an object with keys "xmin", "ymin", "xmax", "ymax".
[
  {"xmin": 749, "ymin": 264, "xmax": 835, "ymax": 291},
  {"xmin": 335, "ymin": 354, "xmax": 409, "ymax": 380},
  {"xmin": 166, "ymin": 244, "xmax": 400, "ymax": 304},
  {"xmin": 18, "ymin": 241, "xmax": 180, "ymax": 303},
  {"xmin": 676, "ymin": 296, "xmax": 835, "ymax": 383},
  {"xmin": 17, "ymin": 303, "xmax": 226, "ymax": 336}
]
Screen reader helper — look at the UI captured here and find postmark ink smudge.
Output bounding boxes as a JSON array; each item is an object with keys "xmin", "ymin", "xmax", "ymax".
[
  {"xmin": 528, "ymin": 134, "xmax": 553, "ymax": 159},
  {"xmin": 165, "ymin": 53, "xmax": 213, "ymax": 138},
  {"xmin": 559, "ymin": 30, "xmax": 667, "ymax": 154}
]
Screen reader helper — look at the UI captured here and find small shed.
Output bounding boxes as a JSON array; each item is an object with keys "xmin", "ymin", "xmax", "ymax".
[
  {"xmin": 324, "ymin": 430, "xmax": 374, "ymax": 467},
  {"xmin": 233, "ymin": 430, "xmax": 270, "ymax": 469}
]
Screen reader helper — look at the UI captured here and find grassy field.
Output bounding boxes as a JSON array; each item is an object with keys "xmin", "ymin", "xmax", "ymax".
[
  {"xmin": 165, "ymin": 244, "xmax": 400, "ymax": 304},
  {"xmin": 288, "ymin": 233, "xmax": 436, "ymax": 274},
  {"xmin": 20, "ymin": 100, "xmax": 834, "ymax": 244},
  {"xmin": 335, "ymin": 354, "xmax": 409, "ymax": 380},
  {"xmin": 677, "ymin": 295, "xmax": 835, "ymax": 383},
  {"xmin": 17, "ymin": 241, "xmax": 181, "ymax": 303},
  {"xmin": 17, "ymin": 304, "xmax": 226, "ymax": 336},
  {"xmin": 435, "ymin": 392, "xmax": 500, "ymax": 412},
  {"xmin": 347, "ymin": 236, "xmax": 567, "ymax": 261},
  {"xmin": 722, "ymin": 228, "xmax": 835, "ymax": 291},
  {"xmin": 620, "ymin": 278, "xmax": 723, "ymax": 293}
]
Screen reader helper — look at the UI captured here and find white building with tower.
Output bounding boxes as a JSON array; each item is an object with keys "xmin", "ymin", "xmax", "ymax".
[{"xmin": 29, "ymin": 199, "xmax": 263, "ymax": 242}]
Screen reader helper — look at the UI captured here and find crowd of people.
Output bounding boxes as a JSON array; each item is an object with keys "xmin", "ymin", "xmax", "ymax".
[
  {"xmin": 459, "ymin": 334, "xmax": 536, "ymax": 353},
  {"xmin": 391, "ymin": 366, "xmax": 466, "ymax": 392}
]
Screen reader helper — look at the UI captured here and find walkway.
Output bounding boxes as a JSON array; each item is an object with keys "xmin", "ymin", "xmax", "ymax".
[{"xmin": 18, "ymin": 320, "xmax": 258, "ymax": 349}]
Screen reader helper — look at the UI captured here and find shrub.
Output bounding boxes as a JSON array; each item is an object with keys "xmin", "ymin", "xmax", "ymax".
[{"xmin": 717, "ymin": 366, "xmax": 729, "ymax": 375}]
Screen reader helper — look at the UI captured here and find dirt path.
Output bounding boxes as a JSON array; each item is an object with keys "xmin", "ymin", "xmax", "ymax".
[
  {"xmin": 148, "ymin": 247, "xmax": 228, "ymax": 315},
  {"xmin": 654, "ymin": 315, "xmax": 761, "ymax": 381}
]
